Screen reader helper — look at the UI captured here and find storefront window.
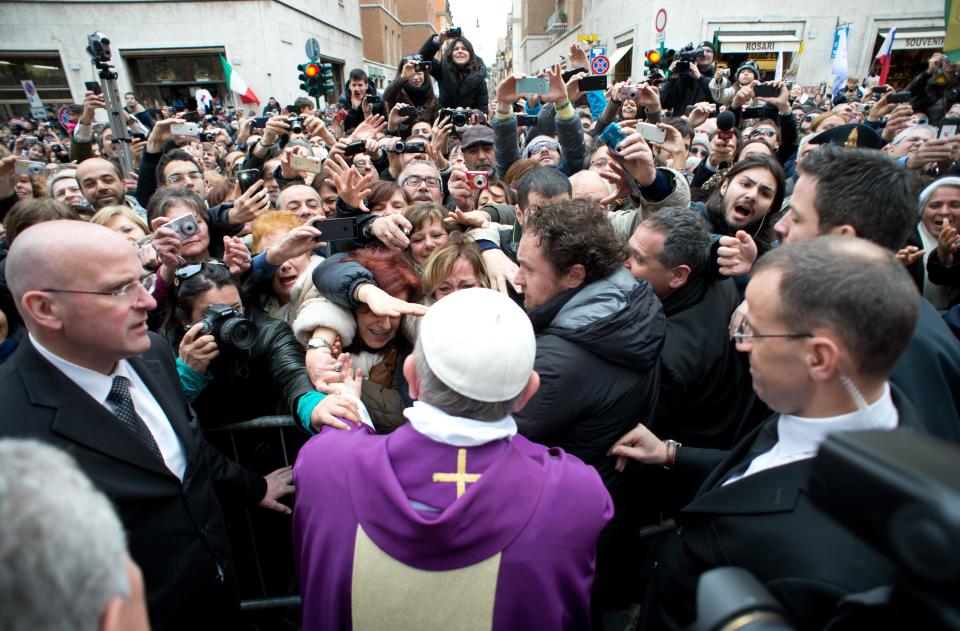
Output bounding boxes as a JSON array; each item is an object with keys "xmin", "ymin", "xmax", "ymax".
[
  {"xmin": 0, "ymin": 52, "xmax": 72, "ymax": 119},
  {"xmin": 123, "ymin": 49, "xmax": 226, "ymax": 111}
]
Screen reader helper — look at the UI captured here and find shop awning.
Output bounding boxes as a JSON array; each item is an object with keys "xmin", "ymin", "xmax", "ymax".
[
  {"xmin": 610, "ymin": 44, "xmax": 632, "ymax": 67},
  {"xmin": 884, "ymin": 29, "xmax": 945, "ymax": 50}
]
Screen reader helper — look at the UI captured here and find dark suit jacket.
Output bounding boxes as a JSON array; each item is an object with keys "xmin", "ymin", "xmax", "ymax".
[
  {"xmin": 641, "ymin": 386, "xmax": 923, "ymax": 631},
  {"xmin": 0, "ymin": 333, "xmax": 266, "ymax": 631}
]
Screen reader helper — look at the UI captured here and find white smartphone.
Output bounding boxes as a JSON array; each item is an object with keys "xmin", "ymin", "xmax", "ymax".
[
  {"xmin": 636, "ymin": 122, "xmax": 666, "ymax": 144},
  {"xmin": 170, "ymin": 122, "xmax": 201, "ymax": 137}
]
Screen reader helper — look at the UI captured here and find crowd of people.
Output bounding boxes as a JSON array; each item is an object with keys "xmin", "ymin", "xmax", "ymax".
[{"xmin": 1, "ymin": 28, "xmax": 959, "ymax": 631}]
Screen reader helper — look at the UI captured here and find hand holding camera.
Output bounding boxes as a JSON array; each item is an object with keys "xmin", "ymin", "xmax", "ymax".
[
  {"xmin": 230, "ymin": 177, "xmax": 270, "ymax": 225},
  {"xmin": 614, "ymin": 127, "xmax": 658, "ymax": 186},
  {"xmin": 264, "ymin": 220, "xmax": 323, "ymax": 266},
  {"xmin": 179, "ymin": 321, "xmax": 220, "ymax": 374},
  {"xmin": 79, "ymin": 90, "xmax": 106, "ymax": 127},
  {"xmin": 260, "ymin": 115, "xmax": 291, "ymax": 147},
  {"xmin": 446, "ymin": 167, "xmax": 476, "ymax": 213},
  {"xmin": 541, "ymin": 65, "xmax": 570, "ymax": 105},
  {"xmin": 149, "ymin": 216, "xmax": 186, "ymax": 282}
]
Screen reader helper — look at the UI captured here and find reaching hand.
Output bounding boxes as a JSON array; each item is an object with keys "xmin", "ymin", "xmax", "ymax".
[
  {"xmin": 881, "ymin": 104, "xmax": 914, "ymax": 142},
  {"xmin": 608, "ymin": 423, "xmax": 668, "ymax": 472},
  {"xmin": 370, "ymin": 213, "xmax": 413, "ymax": 249},
  {"xmin": 309, "ymin": 393, "xmax": 361, "ymax": 432},
  {"xmin": 716, "ymin": 231, "xmax": 758, "ymax": 277},
  {"xmin": 356, "ymin": 283, "xmax": 428, "ymax": 317},
  {"xmin": 264, "ymin": 221, "xmax": 322, "ymax": 265},
  {"xmin": 896, "ymin": 245, "xmax": 927, "ymax": 267},
  {"xmin": 566, "ymin": 72, "xmax": 586, "ymax": 106},
  {"xmin": 352, "ymin": 114, "xmax": 387, "ymax": 140},
  {"xmin": 259, "ymin": 466, "xmax": 295, "ymax": 515},
  {"xmin": 481, "ymin": 248, "xmax": 520, "ymax": 295},
  {"xmin": 447, "ymin": 168, "xmax": 475, "ymax": 212},
  {"xmin": 613, "ymin": 129, "xmax": 657, "ymax": 186},
  {"xmin": 222, "ymin": 236, "xmax": 251, "ymax": 278},
  {"xmin": 80, "ymin": 90, "xmax": 106, "ymax": 126},
  {"xmin": 333, "ymin": 165, "xmax": 375, "ymax": 211},
  {"xmin": 569, "ymin": 43, "xmax": 589, "ymax": 68}
]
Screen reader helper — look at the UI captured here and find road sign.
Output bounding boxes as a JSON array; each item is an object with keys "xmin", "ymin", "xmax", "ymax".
[
  {"xmin": 590, "ymin": 47, "xmax": 606, "ymax": 60},
  {"xmin": 305, "ymin": 37, "xmax": 321, "ymax": 60},
  {"xmin": 21, "ymin": 80, "xmax": 46, "ymax": 120},
  {"xmin": 655, "ymin": 8, "xmax": 667, "ymax": 32},
  {"xmin": 591, "ymin": 55, "xmax": 610, "ymax": 75},
  {"xmin": 655, "ymin": 31, "xmax": 666, "ymax": 44}
]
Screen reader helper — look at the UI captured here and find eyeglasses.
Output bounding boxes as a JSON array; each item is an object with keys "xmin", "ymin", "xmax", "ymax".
[
  {"xmin": 167, "ymin": 172, "xmax": 204, "ymax": 184},
  {"xmin": 175, "ymin": 259, "xmax": 229, "ymax": 282},
  {"xmin": 401, "ymin": 175, "xmax": 442, "ymax": 189},
  {"xmin": 750, "ymin": 129, "xmax": 778, "ymax": 139},
  {"xmin": 43, "ymin": 274, "xmax": 157, "ymax": 304},
  {"xmin": 728, "ymin": 307, "xmax": 812, "ymax": 343},
  {"xmin": 689, "ymin": 147, "xmax": 708, "ymax": 157},
  {"xmin": 528, "ymin": 141, "xmax": 559, "ymax": 154}
]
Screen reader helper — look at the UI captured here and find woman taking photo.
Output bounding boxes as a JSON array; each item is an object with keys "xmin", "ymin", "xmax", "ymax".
[
  {"xmin": 419, "ymin": 28, "xmax": 488, "ymax": 111},
  {"xmin": 383, "ymin": 58, "xmax": 439, "ymax": 138}
]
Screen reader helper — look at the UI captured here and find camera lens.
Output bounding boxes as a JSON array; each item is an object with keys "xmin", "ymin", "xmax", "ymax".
[{"xmin": 220, "ymin": 317, "xmax": 258, "ymax": 350}]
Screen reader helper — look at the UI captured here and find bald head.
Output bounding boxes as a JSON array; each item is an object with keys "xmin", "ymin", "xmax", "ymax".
[
  {"xmin": 8, "ymin": 220, "xmax": 156, "ymax": 373},
  {"xmin": 76, "ymin": 158, "xmax": 126, "ymax": 210},
  {"xmin": 8, "ymin": 221, "xmax": 135, "ymax": 306},
  {"xmin": 278, "ymin": 184, "xmax": 322, "ymax": 221},
  {"xmin": 569, "ymin": 170, "xmax": 613, "ymax": 206}
]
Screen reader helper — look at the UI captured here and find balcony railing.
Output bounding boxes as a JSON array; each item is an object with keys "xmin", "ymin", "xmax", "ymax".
[{"xmin": 546, "ymin": 10, "xmax": 568, "ymax": 37}]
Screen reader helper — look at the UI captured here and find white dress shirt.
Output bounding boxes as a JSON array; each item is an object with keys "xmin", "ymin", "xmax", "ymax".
[
  {"xmin": 31, "ymin": 334, "xmax": 187, "ymax": 480},
  {"xmin": 724, "ymin": 382, "xmax": 898, "ymax": 486}
]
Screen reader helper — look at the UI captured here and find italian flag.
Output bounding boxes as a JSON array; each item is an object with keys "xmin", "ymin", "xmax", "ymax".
[{"xmin": 220, "ymin": 55, "xmax": 260, "ymax": 105}]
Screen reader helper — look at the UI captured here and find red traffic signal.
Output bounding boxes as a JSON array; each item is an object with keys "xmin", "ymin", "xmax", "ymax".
[
  {"xmin": 645, "ymin": 50, "xmax": 661, "ymax": 64},
  {"xmin": 304, "ymin": 63, "xmax": 320, "ymax": 78}
]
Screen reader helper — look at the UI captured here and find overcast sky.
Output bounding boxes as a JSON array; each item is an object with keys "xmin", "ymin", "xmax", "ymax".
[{"xmin": 449, "ymin": 0, "xmax": 511, "ymax": 66}]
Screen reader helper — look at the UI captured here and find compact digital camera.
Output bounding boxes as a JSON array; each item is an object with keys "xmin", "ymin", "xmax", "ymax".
[
  {"xmin": 163, "ymin": 213, "xmax": 199, "ymax": 241},
  {"xmin": 287, "ymin": 116, "xmax": 305, "ymax": 134},
  {"xmin": 465, "ymin": 171, "xmax": 488, "ymax": 190},
  {"xmin": 387, "ymin": 140, "xmax": 427, "ymax": 154}
]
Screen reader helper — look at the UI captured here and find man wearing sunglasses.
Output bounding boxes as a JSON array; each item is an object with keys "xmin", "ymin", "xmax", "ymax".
[
  {"xmin": 0, "ymin": 221, "xmax": 307, "ymax": 630},
  {"xmin": 611, "ymin": 236, "xmax": 924, "ymax": 630}
]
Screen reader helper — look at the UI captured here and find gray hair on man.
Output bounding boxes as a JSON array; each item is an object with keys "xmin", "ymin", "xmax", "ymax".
[{"xmin": 0, "ymin": 439, "xmax": 130, "ymax": 631}]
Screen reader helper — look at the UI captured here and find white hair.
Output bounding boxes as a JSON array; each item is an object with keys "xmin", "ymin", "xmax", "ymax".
[
  {"xmin": 568, "ymin": 169, "xmax": 614, "ymax": 195},
  {"xmin": 0, "ymin": 439, "xmax": 129, "ymax": 631},
  {"xmin": 890, "ymin": 124, "xmax": 937, "ymax": 146}
]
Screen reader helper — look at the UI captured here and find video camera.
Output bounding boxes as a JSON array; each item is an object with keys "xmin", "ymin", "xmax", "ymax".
[
  {"xmin": 86, "ymin": 32, "xmax": 112, "ymax": 63},
  {"xmin": 672, "ymin": 43, "xmax": 707, "ymax": 75}
]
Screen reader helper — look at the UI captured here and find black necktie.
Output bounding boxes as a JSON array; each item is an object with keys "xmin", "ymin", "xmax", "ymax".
[{"xmin": 107, "ymin": 375, "xmax": 163, "ymax": 460}]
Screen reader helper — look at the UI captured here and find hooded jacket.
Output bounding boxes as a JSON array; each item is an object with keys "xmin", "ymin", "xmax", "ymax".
[{"xmin": 515, "ymin": 267, "xmax": 665, "ymax": 488}]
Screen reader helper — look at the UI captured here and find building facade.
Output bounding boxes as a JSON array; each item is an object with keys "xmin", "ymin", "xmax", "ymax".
[
  {"xmin": 359, "ymin": 0, "xmax": 451, "ymax": 90},
  {"xmin": 0, "ymin": 0, "xmax": 365, "ymax": 118},
  {"xmin": 515, "ymin": 0, "xmax": 944, "ymax": 91}
]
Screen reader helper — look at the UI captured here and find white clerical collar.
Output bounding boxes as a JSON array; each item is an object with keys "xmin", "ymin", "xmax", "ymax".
[
  {"xmin": 30, "ymin": 333, "xmax": 136, "ymax": 405},
  {"xmin": 725, "ymin": 383, "xmax": 898, "ymax": 486},
  {"xmin": 775, "ymin": 382, "xmax": 898, "ymax": 460},
  {"xmin": 404, "ymin": 400, "xmax": 517, "ymax": 447}
]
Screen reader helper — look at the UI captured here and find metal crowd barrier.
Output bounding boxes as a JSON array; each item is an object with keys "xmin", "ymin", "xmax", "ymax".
[{"xmin": 204, "ymin": 416, "xmax": 305, "ymax": 623}]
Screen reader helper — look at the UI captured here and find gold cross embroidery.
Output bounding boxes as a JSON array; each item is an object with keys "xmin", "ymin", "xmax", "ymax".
[{"xmin": 432, "ymin": 448, "xmax": 481, "ymax": 499}]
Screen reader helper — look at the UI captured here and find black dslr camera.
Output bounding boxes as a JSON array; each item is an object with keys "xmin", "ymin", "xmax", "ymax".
[
  {"xmin": 196, "ymin": 304, "xmax": 258, "ymax": 350},
  {"xmin": 286, "ymin": 115, "xmax": 305, "ymax": 134},
  {"xmin": 401, "ymin": 54, "xmax": 431, "ymax": 73},
  {"xmin": 439, "ymin": 107, "xmax": 470, "ymax": 127}
]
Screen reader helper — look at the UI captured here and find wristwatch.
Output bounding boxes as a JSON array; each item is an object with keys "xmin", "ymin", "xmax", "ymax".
[
  {"xmin": 663, "ymin": 440, "xmax": 681, "ymax": 470},
  {"xmin": 307, "ymin": 337, "xmax": 333, "ymax": 351}
]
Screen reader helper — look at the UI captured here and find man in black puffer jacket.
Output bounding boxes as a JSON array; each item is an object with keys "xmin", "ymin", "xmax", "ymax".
[
  {"xmin": 419, "ymin": 30, "xmax": 489, "ymax": 111},
  {"xmin": 514, "ymin": 199, "xmax": 665, "ymax": 619}
]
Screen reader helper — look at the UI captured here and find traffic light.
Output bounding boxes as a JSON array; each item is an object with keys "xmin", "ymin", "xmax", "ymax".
[
  {"xmin": 644, "ymin": 49, "xmax": 661, "ymax": 69},
  {"xmin": 318, "ymin": 63, "xmax": 335, "ymax": 93},
  {"xmin": 298, "ymin": 61, "xmax": 322, "ymax": 97}
]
